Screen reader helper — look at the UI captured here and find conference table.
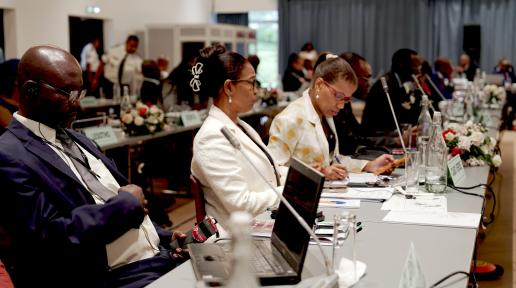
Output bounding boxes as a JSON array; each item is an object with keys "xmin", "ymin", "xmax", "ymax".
[{"xmin": 146, "ymin": 167, "xmax": 490, "ymax": 288}]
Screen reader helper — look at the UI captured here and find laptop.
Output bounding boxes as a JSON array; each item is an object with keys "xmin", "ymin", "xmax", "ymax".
[{"xmin": 188, "ymin": 157, "xmax": 325, "ymax": 286}]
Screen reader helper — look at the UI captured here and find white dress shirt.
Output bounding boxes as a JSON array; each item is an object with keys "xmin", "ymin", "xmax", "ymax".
[
  {"xmin": 13, "ymin": 112, "xmax": 160, "ymax": 270},
  {"xmin": 102, "ymin": 45, "xmax": 143, "ymax": 87},
  {"xmin": 80, "ymin": 42, "xmax": 100, "ymax": 72},
  {"xmin": 191, "ymin": 106, "xmax": 282, "ymax": 227}
]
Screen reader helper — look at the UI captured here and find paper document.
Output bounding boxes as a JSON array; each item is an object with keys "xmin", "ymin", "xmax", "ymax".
[
  {"xmin": 251, "ymin": 219, "xmax": 274, "ymax": 238},
  {"xmin": 382, "ymin": 211, "xmax": 481, "ymax": 228},
  {"xmin": 381, "ymin": 195, "xmax": 447, "ymax": 213},
  {"xmin": 324, "ymin": 173, "xmax": 378, "ymax": 188},
  {"xmin": 319, "ymin": 198, "xmax": 360, "ymax": 208},
  {"xmin": 322, "ymin": 187, "xmax": 394, "ymax": 200}
]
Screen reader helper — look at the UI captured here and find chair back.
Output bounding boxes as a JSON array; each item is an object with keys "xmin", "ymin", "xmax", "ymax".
[{"xmin": 190, "ymin": 175, "xmax": 206, "ymax": 223}]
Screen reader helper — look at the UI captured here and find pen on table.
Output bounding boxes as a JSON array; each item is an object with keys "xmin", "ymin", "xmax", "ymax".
[
  {"xmin": 320, "ymin": 199, "xmax": 347, "ymax": 205},
  {"xmin": 334, "ymin": 155, "xmax": 342, "ymax": 164}
]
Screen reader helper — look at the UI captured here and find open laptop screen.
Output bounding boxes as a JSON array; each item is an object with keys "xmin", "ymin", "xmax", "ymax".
[{"xmin": 271, "ymin": 158, "xmax": 325, "ymax": 274}]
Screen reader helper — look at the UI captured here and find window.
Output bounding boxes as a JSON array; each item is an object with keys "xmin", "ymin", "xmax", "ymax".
[{"xmin": 249, "ymin": 11, "xmax": 278, "ymax": 88}]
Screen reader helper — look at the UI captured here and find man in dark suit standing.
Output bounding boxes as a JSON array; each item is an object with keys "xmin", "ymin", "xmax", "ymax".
[
  {"xmin": 361, "ymin": 48, "xmax": 423, "ymax": 135},
  {"xmin": 0, "ymin": 46, "xmax": 187, "ymax": 288}
]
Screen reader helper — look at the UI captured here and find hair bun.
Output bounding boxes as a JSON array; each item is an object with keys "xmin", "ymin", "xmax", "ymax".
[{"xmin": 199, "ymin": 44, "xmax": 226, "ymax": 60}]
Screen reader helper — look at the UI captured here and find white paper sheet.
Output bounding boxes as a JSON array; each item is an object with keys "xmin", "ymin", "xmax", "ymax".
[
  {"xmin": 322, "ymin": 187, "xmax": 394, "ymax": 200},
  {"xmin": 324, "ymin": 173, "xmax": 378, "ymax": 188},
  {"xmin": 319, "ymin": 198, "xmax": 361, "ymax": 208},
  {"xmin": 382, "ymin": 211, "xmax": 481, "ymax": 228},
  {"xmin": 381, "ymin": 195, "xmax": 447, "ymax": 213}
]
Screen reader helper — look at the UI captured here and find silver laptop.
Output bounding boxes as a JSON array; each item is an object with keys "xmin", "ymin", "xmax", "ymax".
[{"xmin": 188, "ymin": 158, "xmax": 325, "ymax": 286}]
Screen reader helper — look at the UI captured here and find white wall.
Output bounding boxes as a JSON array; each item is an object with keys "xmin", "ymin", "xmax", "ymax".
[
  {"xmin": 0, "ymin": 0, "xmax": 213, "ymax": 57},
  {"xmin": 213, "ymin": 0, "xmax": 277, "ymax": 13}
]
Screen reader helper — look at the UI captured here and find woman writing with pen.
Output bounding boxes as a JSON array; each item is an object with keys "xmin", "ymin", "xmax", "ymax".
[{"xmin": 268, "ymin": 53, "xmax": 394, "ymax": 180}]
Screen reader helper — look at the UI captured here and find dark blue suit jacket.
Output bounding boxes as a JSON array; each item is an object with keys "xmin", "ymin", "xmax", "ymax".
[{"xmin": 0, "ymin": 119, "xmax": 173, "ymax": 288}]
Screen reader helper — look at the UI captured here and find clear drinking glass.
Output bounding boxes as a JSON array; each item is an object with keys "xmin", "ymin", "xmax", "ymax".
[
  {"xmin": 416, "ymin": 136, "xmax": 429, "ymax": 184},
  {"xmin": 404, "ymin": 150, "xmax": 419, "ymax": 194},
  {"xmin": 332, "ymin": 212, "xmax": 357, "ymax": 281}
]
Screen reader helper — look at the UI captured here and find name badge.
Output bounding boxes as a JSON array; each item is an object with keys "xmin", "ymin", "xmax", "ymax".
[
  {"xmin": 83, "ymin": 126, "xmax": 118, "ymax": 147},
  {"xmin": 447, "ymin": 154, "xmax": 466, "ymax": 185},
  {"xmin": 180, "ymin": 111, "xmax": 202, "ymax": 127}
]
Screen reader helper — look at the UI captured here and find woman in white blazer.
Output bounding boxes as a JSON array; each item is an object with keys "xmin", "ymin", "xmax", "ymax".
[
  {"xmin": 269, "ymin": 53, "xmax": 394, "ymax": 180},
  {"xmin": 190, "ymin": 45, "xmax": 281, "ymax": 226}
]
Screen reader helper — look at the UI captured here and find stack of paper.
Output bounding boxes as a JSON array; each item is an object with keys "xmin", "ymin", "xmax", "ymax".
[
  {"xmin": 322, "ymin": 187, "xmax": 394, "ymax": 201},
  {"xmin": 382, "ymin": 211, "xmax": 481, "ymax": 228},
  {"xmin": 324, "ymin": 173, "xmax": 378, "ymax": 188},
  {"xmin": 381, "ymin": 195, "xmax": 447, "ymax": 213}
]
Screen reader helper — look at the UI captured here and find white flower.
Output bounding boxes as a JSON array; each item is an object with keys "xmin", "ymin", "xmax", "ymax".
[
  {"xmin": 147, "ymin": 124, "xmax": 156, "ymax": 132},
  {"xmin": 149, "ymin": 105, "xmax": 160, "ymax": 115},
  {"xmin": 465, "ymin": 121, "xmax": 474, "ymax": 129},
  {"xmin": 458, "ymin": 136, "xmax": 472, "ymax": 151},
  {"xmin": 121, "ymin": 113, "xmax": 133, "ymax": 124},
  {"xmin": 445, "ymin": 132, "xmax": 457, "ymax": 141},
  {"xmin": 470, "ymin": 131, "xmax": 485, "ymax": 146},
  {"xmin": 492, "ymin": 154, "xmax": 502, "ymax": 167},
  {"xmin": 480, "ymin": 145, "xmax": 490, "ymax": 155},
  {"xmin": 446, "ymin": 123, "xmax": 464, "ymax": 134},
  {"xmin": 147, "ymin": 115, "xmax": 159, "ymax": 125},
  {"xmin": 136, "ymin": 101, "xmax": 145, "ymax": 109},
  {"xmin": 130, "ymin": 109, "xmax": 139, "ymax": 117},
  {"xmin": 134, "ymin": 116, "xmax": 144, "ymax": 126},
  {"xmin": 488, "ymin": 137, "xmax": 496, "ymax": 149}
]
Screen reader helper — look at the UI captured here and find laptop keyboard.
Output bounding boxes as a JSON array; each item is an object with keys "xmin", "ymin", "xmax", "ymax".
[{"xmin": 252, "ymin": 241, "xmax": 286, "ymax": 274}]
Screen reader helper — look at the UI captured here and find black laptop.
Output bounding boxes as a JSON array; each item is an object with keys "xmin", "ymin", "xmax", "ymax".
[{"xmin": 188, "ymin": 157, "xmax": 325, "ymax": 286}]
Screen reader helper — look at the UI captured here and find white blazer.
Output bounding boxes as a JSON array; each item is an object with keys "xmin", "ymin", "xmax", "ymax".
[
  {"xmin": 268, "ymin": 90, "xmax": 368, "ymax": 174},
  {"xmin": 191, "ymin": 106, "xmax": 281, "ymax": 226}
]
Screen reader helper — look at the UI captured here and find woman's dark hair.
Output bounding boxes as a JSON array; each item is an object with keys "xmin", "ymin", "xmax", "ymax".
[
  {"xmin": 312, "ymin": 52, "xmax": 357, "ymax": 86},
  {"xmin": 192, "ymin": 44, "xmax": 247, "ymax": 99}
]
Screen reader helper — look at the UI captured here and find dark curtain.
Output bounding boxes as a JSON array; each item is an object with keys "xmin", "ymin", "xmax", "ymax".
[
  {"xmin": 216, "ymin": 13, "xmax": 249, "ymax": 26},
  {"xmin": 279, "ymin": 0, "xmax": 516, "ymax": 75}
]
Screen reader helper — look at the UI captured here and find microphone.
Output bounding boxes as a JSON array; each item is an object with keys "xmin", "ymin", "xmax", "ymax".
[
  {"xmin": 423, "ymin": 74, "xmax": 447, "ymax": 101},
  {"xmin": 411, "ymin": 74, "xmax": 437, "ymax": 112},
  {"xmin": 380, "ymin": 77, "xmax": 407, "ymax": 153},
  {"xmin": 220, "ymin": 127, "xmax": 336, "ymax": 282}
]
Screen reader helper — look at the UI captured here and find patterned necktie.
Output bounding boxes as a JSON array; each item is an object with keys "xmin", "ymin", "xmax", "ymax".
[{"xmin": 56, "ymin": 129, "xmax": 116, "ymax": 201}]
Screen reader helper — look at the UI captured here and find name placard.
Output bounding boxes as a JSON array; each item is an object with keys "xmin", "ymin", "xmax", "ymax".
[
  {"xmin": 180, "ymin": 111, "xmax": 202, "ymax": 127},
  {"xmin": 447, "ymin": 154, "xmax": 466, "ymax": 185},
  {"xmin": 83, "ymin": 126, "xmax": 118, "ymax": 147}
]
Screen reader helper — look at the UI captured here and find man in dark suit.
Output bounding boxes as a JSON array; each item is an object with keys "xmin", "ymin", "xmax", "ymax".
[
  {"xmin": 0, "ymin": 46, "xmax": 187, "ymax": 288},
  {"xmin": 361, "ymin": 48, "xmax": 423, "ymax": 135},
  {"xmin": 334, "ymin": 52, "xmax": 400, "ymax": 156}
]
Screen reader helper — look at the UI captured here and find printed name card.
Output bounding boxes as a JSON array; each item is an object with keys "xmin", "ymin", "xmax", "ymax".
[
  {"xmin": 180, "ymin": 111, "xmax": 202, "ymax": 127},
  {"xmin": 447, "ymin": 154, "xmax": 466, "ymax": 185},
  {"xmin": 83, "ymin": 126, "xmax": 118, "ymax": 147}
]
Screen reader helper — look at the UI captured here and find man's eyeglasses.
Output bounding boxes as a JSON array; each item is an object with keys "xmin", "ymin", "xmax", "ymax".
[
  {"xmin": 231, "ymin": 78, "xmax": 258, "ymax": 89},
  {"xmin": 38, "ymin": 80, "xmax": 87, "ymax": 102},
  {"xmin": 322, "ymin": 80, "xmax": 350, "ymax": 101}
]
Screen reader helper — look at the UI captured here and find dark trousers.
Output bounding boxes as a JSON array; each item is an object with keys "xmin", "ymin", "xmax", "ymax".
[{"xmin": 108, "ymin": 248, "xmax": 178, "ymax": 288}]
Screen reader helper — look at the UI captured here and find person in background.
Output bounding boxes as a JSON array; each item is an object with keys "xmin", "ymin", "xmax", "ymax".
[
  {"xmin": 0, "ymin": 260, "xmax": 14, "ymax": 288},
  {"xmin": 80, "ymin": 37, "xmax": 102, "ymax": 97},
  {"xmin": 299, "ymin": 42, "xmax": 317, "ymax": 79},
  {"xmin": 268, "ymin": 53, "xmax": 394, "ymax": 180},
  {"xmin": 157, "ymin": 55, "xmax": 170, "ymax": 80},
  {"xmin": 102, "ymin": 35, "xmax": 143, "ymax": 98},
  {"xmin": 190, "ymin": 44, "xmax": 281, "ymax": 227},
  {"xmin": 420, "ymin": 60, "xmax": 444, "ymax": 108},
  {"xmin": 494, "ymin": 57, "xmax": 516, "ymax": 84},
  {"xmin": 0, "ymin": 59, "xmax": 20, "ymax": 135},
  {"xmin": 361, "ymin": 48, "xmax": 423, "ymax": 134},
  {"xmin": 430, "ymin": 57, "xmax": 454, "ymax": 99},
  {"xmin": 282, "ymin": 53, "xmax": 309, "ymax": 92},
  {"xmin": 333, "ymin": 52, "xmax": 406, "ymax": 155},
  {"xmin": 0, "ymin": 45, "xmax": 187, "ymax": 288},
  {"xmin": 247, "ymin": 54, "xmax": 261, "ymax": 88},
  {"xmin": 455, "ymin": 53, "xmax": 477, "ymax": 81},
  {"xmin": 163, "ymin": 49, "xmax": 198, "ymax": 110},
  {"xmin": 140, "ymin": 60, "xmax": 163, "ymax": 106}
]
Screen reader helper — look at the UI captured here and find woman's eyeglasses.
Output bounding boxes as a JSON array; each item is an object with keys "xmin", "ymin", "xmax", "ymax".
[
  {"xmin": 231, "ymin": 78, "xmax": 258, "ymax": 89},
  {"xmin": 322, "ymin": 80, "xmax": 351, "ymax": 101},
  {"xmin": 38, "ymin": 80, "xmax": 87, "ymax": 102}
]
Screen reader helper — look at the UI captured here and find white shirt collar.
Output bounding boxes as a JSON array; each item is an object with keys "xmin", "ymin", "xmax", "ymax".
[{"xmin": 13, "ymin": 112, "xmax": 57, "ymax": 144}]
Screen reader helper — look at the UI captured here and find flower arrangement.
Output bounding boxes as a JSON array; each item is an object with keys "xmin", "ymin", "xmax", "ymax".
[
  {"xmin": 443, "ymin": 121, "xmax": 501, "ymax": 167},
  {"xmin": 482, "ymin": 84, "xmax": 506, "ymax": 105},
  {"xmin": 121, "ymin": 102, "xmax": 165, "ymax": 136}
]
